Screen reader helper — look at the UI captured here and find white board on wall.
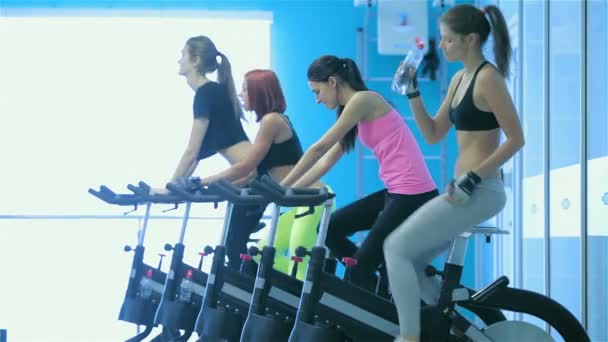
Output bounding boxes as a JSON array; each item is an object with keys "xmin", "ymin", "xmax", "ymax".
[{"xmin": 377, "ymin": 0, "xmax": 429, "ymax": 55}]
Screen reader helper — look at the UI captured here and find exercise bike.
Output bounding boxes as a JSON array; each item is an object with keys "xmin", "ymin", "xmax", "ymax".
[
  {"xmin": 416, "ymin": 228, "xmax": 589, "ymax": 341},
  {"xmin": 251, "ymin": 176, "xmax": 589, "ymax": 342},
  {"xmin": 127, "ymin": 181, "xmax": 223, "ymax": 341},
  {"xmin": 88, "ymin": 185, "xmax": 175, "ymax": 341},
  {"xmin": 167, "ymin": 179, "xmax": 261, "ymax": 342},
  {"xmin": 212, "ymin": 178, "xmax": 335, "ymax": 342}
]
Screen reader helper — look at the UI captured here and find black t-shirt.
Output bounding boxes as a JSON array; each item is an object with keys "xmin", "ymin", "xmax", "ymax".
[{"xmin": 193, "ymin": 81, "xmax": 248, "ymax": 160}]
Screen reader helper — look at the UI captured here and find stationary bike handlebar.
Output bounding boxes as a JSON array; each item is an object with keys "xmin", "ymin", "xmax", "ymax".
[
  {"xmin": 249, "ymin": 175, "xmax": 335, "ymax": 207},
  {"xmin": 126, "ymin": 181, "xmax": 184, "ymax": 204},
  {"xmin": 165, "ymin": 179, "xmax": 224, "ymax": 203},
  {"xmin": 207, "ymin": 178, "xmax": 267, "ymax": 205},
  {"xmin": 88, "ymin": 185, "xmax": 142, "ymax": 206}
]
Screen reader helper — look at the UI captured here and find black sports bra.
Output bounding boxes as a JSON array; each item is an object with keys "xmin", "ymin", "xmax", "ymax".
[
  {"xmin": 257, "ymin": 115, "xmax": 303, "ymax": 175},
  {"xmin": 449, "ymin": 61, "xmax": 500, "ymax": 131}
]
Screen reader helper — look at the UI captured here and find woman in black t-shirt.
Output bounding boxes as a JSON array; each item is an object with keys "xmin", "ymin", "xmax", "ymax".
[
  {"xmin": 167, "ymin": 36, "xmax": 250, "ymax": 183},
  {"xmin": 155, "ymin": 36, "xmax": 255, "ymax": 270}
]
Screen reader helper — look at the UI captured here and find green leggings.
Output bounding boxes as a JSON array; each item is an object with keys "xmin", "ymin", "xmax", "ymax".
[{"xmin": 256, "ymin": 199, "xmax": 334, "ymax": 280}]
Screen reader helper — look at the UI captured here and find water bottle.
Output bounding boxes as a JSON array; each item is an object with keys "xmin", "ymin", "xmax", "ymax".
[
  {"xmin": 391, "ymin": 38, "xmax": 425, "ymax": 95},
  {"xmin": 139, "ymin": 280, "xmax": 153, "ymax": 299},
  {"xmin": 178, "ymin": 278, "xmax": 193, "ymax": 303}
]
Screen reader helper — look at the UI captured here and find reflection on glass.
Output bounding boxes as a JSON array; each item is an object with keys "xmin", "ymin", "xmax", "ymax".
[
  {"xmin": 549, "ymin": 0, "xmax": 582, "ymax": 331},
  {"xmin": 586, "ymin": 1, "xmax": 608, "ymax": 340},
  {"xmin": 494, "ymin": 0, "xmax": 519, "ymax": 310},
  {"xmin": 521, "ymin": 0, "xmax": 546, "ymax": 328}
]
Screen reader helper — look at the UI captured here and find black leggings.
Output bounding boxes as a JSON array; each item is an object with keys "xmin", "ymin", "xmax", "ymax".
[
  {"xmin": 325, "ymin": 188, "xmax": 439, "ymax": 276},
  {"xmin": 224, "ymin": 204, "xmax": 265, "ymax": 270}
]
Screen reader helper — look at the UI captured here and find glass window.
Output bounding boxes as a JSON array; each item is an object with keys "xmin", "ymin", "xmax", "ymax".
[
  {"xmin": 521, "ymin": 0, "xmax": 547, "ymax": 328},
  {"xmin": 586, "ymin": 1, "xmax": 608, "ymax": 340},
  {"xmin": 549, "ymin": 0, "xmax": 582, "ymax": 331},
  {"xmin": 493, "ymin": 0, "xmax": 519, "ymax": 304}
]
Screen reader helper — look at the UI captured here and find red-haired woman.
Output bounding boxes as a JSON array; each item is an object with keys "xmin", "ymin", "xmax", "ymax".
[
  {"xmin": 202, "ymin": 69, "xmax": 304, "ymax": 185},
  {"xmin": 201, "ymin": 69, "xmax": 324, "ymax": 276}
]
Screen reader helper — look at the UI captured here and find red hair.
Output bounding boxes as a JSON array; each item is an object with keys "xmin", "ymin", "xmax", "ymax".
[{"xmin": 244, "ymin": 69, "xmax": 286, "ymax": 121}]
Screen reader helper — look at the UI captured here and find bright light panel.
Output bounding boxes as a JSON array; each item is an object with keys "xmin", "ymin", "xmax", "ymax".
[
  {"xmin": 0, "ymin": 13, "xmax": 270, "ymax": 215},
  {"xmin": 0, "ymin": 12, "xmax": 271, "ymax": 341}
]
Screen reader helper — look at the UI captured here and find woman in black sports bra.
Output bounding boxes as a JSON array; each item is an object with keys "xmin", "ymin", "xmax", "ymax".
[
  {"xmin": 200, "ymin": 69, "xmax": 313, "ymax": 186},
  {"xmin": 200, "ymin": 70, "xmax": 325, "ymax": 275},
  {"xmin": 384, "ymin": 5, "xmax": 525, "ymax": 342}
]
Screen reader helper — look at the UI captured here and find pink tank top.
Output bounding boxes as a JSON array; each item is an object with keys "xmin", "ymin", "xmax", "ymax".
[{"xmin": 357, "ymin": 108, "xmax": 436, "ymax": 195}]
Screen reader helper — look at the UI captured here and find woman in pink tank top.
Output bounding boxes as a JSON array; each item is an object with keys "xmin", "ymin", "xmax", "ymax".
[{"xmin": 281, "ymin": 55, "xmax": 438, "ymax": 293}]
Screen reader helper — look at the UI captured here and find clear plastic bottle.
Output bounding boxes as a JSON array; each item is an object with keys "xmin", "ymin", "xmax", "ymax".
[
  {"xmin": 392, "ymin": 38, "xmax": 426, "ymax": 95},
  {"xmin": 138, "ymin": 269, "xmax": 155, "ymax": 299},
  {"xmin": 139, "ymin": 281, "xmax": 153, "ymax": 299},
  {"xmin": 179, "ymin": 279, "xmax": 192, "ymax": 302}
]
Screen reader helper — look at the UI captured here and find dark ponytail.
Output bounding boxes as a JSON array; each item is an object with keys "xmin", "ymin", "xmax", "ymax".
[
  {"xmin": 307, "ymin": 56, "xmax": 368, "ymax": 153},
  {"xmin": 483, "ymin": 5, "xmax": 511, "ymax": 78},
  {"xmin": 441, "ymin": 4, "xmax": 512, "ymax": 77}
]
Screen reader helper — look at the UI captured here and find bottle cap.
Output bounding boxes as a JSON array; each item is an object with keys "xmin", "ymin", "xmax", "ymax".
[{"xmin": 414, "ymin": 37, "xmax": 425, "ymax": 49}]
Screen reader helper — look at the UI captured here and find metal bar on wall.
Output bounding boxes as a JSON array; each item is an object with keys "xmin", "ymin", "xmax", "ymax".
[
  {"xmin": 438, "ymin": 4, "xmax": 449, "ymax": 192},
  {"xmin": 363, "ymin": 2, "xmax": 371, "ymax": 82},
  {"xmin": 356, "ymin": 26, "xmax": 365, "ymax": 199},
  {"xmin": 580, "ymin": 0, "xmax": 588, "ymax": 331},
  {"xmin": 543, "ymin": 0, "xmax": 551, "ymax": 333},
  {"xmin": 475, "ymin": 235, "xmax": 482, "ymax": 290},
  {"xmin": 514, "ymin": 0, "xmax": 524, "ymax": 323},
  {"xmin": 473, "ymin": 0, "xmax": 483, "ymax": 296},
  {"xmin": 355, "ymin": 2, "xmax": 374, "ymax": 199}
]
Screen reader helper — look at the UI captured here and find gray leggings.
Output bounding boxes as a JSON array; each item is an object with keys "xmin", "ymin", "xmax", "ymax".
[{"xmin": 383, "ymin": 178, "xmax": 506, "ymax": 337}]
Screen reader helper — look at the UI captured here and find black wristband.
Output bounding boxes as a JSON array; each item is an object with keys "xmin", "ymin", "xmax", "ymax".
[
  {"xmin": 407, "ymin": 90, "xmax": 421, "ymax": 99},
  {"xmin": 467, "ymin": 171, "xmax": 482, "ymax": 184}
]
